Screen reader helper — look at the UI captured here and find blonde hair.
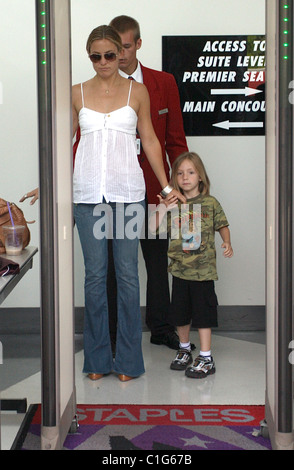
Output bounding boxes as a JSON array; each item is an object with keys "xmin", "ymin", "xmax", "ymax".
[
  {"xmin": 86, "ymin": 25, "xmax": 122, "ymax": 54},
  {"xmin": 171, "ymin": 152, "xmax": 210, "ymax": 195}
]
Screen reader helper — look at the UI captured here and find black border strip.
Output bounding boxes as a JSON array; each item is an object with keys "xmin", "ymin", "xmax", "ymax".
[
  {"xmin": 277, "ymin": 0, "xmax": 294, "ymax": 434},
  {"xmin": 10, "ymin": 404, "xmax": 39, "ymax": 450}
]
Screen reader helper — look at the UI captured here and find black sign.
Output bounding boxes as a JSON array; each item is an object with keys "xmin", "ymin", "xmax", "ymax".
[{"xmin": 162, "ymin": 35, "xmax": 265, "ymax": 136}]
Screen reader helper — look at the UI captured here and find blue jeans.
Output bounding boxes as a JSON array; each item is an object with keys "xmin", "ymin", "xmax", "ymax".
[{"xmin": 74, "ymin": 201, "xmax": 145, "ymax": 377}]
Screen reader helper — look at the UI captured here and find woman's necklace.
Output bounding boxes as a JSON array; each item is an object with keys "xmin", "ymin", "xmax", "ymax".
[{"xmin": 99, "ymin": 74, "xmax": 121, "ymax": 95}]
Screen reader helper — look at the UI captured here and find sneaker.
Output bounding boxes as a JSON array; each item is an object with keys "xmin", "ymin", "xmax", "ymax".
[
  {"xmin": 151, "ymin": 331, "xmax": 196, "ymax": 351},
  {"xmin": 185, "ymin": 355, "xmax": 215, "ymax": 378},
  {"xmin": 170, "ymin": 348, "xmax": 193, "ymax": 370}
]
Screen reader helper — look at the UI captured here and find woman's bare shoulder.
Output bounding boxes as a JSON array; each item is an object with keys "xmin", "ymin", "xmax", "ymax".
[
  {"xmin": 72, "ymin": 83, "xmax": 79, "ymax": 90},
  {"xmin": 132, "ymin": 81, "xmax": 149, "ymax": 100},
  {"xmin": 72, "ymin": 78, "xmax": 94, "ymax": 91}
]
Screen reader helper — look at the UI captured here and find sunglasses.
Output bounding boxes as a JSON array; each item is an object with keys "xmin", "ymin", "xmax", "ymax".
[{"xmin": 89, "ymin": 52, "xmax": 118, "ymax": 63}]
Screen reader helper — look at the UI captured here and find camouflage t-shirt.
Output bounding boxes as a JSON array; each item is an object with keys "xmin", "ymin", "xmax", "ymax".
[{"xmin": 162, "ymin": 194, "xmax": 229, "ymax": 281}]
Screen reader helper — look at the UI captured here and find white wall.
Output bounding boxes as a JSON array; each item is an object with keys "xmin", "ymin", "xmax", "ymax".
[
  {"xmin": 0, "ymin": 0, "xmax": 39, "ymax": 307},
  {"xmin": 0, "ymin": 0, "xmax": 265, "ymax": 308}
]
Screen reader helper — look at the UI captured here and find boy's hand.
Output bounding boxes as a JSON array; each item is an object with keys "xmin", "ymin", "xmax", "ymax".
[{"xmin": 221, "ymin": 242, "xmax": 233, "ymax": 258}]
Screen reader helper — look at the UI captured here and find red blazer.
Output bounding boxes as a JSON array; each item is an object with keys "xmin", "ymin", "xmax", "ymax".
[
  {"xmin": 73, "ymin": 64, "xmax": 188, "ymax": 204},
  {"xmin": 139, "ymin": 64, "xmax": 188, "ymax": 204}
]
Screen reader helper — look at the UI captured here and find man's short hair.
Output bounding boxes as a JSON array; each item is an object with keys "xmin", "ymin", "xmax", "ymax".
[{"xmin": 109, "ymin": 15, "xmax": 141, "ymax": 42}]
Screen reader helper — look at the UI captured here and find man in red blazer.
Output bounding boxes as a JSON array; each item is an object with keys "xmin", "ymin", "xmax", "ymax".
[{"xmin": 107, "ymin": 16, "xmax": 191, "ymax": 352}]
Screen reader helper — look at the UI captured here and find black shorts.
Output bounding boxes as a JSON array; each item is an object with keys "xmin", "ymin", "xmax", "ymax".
[{"xmin": 169, "ymin": 276, "xmax": 218, "ymax": 328}]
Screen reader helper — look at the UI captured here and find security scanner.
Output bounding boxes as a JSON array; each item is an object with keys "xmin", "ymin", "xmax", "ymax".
[
  {"xmin": 265, "ymin": 0, "xmax": 294, "ymax": 450},
  {"xmin": 36, "ymin": 0, "xmax": 77, "ymax": 449},
  {"xmin": 33, "ymin": 0, "xmax": 294, "ymax": 450}
]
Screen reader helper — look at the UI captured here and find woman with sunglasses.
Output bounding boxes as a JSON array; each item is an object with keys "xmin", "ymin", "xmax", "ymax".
[{"xmin": 72, "ymin": 25, "xmax": 185, "ymax": 383}]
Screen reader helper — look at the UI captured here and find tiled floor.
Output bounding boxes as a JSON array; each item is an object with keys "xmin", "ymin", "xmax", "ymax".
[{"xmin": 0, "ymin": 330, "xmax": 266, "ymax": 450}]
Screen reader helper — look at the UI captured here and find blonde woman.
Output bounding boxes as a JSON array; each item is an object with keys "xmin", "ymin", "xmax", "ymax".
[{"xmin": 72, "ymin": 25, "xmax": 184, "ymax": 382}]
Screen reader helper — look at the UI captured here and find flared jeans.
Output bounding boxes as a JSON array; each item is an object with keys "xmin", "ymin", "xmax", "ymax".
[{"xmin": 74, "ymin": 201, "xmax": 145, "ymax": 377}]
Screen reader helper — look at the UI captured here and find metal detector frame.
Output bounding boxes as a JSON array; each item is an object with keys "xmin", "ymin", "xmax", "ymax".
[
  {"xmin": 265, "ymin": 0, "xmax": 294, "ymax": 450},
  {"xmin": 35, "ymin": 0, "xmax": 77, "ymax": 450}
]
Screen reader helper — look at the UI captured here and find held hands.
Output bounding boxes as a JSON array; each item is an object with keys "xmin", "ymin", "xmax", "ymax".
[
  {"xmin": 167, "ymin": 188, "xmax": 186, "ymax": 204},
  {"xmin": 157, "ymin": 192, "xmax": 179, "ymax": 210},
  {"xmin": 158, "ymin": 186, "xmax": 186, "ymax": 208},
  {"xmin": 149, "ymin": 192, "xmax": 180, "ymax": 233}
]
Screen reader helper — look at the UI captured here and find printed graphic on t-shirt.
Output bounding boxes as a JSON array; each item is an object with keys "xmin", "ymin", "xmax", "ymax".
[
  {"xmin": 167, "ymin": 195, "xmax": 229, "ymax": 281},
  {"xmin": 177, "ymin": 203, "xmax": 202, "ymax": 252}
]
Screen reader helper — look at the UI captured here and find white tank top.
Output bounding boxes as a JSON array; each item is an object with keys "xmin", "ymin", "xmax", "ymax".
[{"xmin": 73, "ymin": 80, "xmax": 145, "ymax": 203}]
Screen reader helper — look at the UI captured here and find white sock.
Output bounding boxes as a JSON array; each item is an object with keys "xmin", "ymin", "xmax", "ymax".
[
  {"xmin": 180, "ymin": 342, "xmax": 191, "ymax": 351},
  {"xmin": 200, "ymin": 350, "xmax": 211, "ymax": 358}
]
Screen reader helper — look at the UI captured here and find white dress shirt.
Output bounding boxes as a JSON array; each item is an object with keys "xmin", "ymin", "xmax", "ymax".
[{"xmin": 119, "ymin": 61, "xmax": 143, "ymax": 83}]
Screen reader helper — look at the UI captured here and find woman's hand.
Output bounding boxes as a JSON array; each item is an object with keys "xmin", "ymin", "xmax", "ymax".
[
  {"xmin": 157, "ymin": 194, "xmax": 177, "ymax": 210},
  {"xmin": 19, "ymin": 188, "xmax": 39, "ymax": 205},
  {"xmin": 166, "ymin": 188, "xmax": 186, "ymax": 204},
  {"xmin": 160, "ymin": 187, "xmax": 186, "ymax": 207}
]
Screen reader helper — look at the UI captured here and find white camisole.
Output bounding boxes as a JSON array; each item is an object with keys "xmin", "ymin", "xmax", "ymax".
[{"xmin": 73, "ymin": 80, "xmax": 145, "ymax": 203}]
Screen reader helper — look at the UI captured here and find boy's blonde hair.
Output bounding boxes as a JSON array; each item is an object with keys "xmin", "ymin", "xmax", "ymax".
[{"xmin": 171, "ymin": 152, "xmax": 210, "ymax": 195}]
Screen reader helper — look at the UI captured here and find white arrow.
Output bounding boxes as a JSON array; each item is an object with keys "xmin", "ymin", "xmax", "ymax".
[
  {"xmin": 211, "ymin": 87, "xmax": 263, "ymax": 97},
  {"xmin": 213, "ymin": 120, "xmax": 264, "ymax": 130}
]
